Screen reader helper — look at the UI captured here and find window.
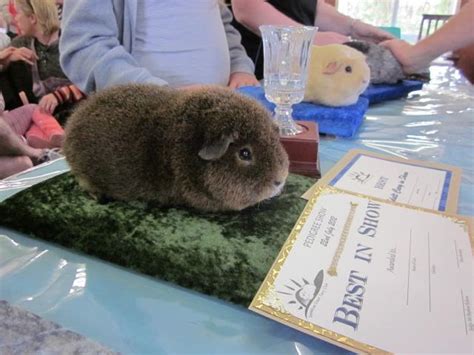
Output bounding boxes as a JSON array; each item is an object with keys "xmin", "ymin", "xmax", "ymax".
[{"xmin": 337, "ymin": 0, "xmax": 459, "ymax": 42}]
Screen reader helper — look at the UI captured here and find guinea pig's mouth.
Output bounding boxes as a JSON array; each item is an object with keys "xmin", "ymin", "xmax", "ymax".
[
  {"xmin": 359, "ymin": 79, "xmax": 370, "ymax": 93},
  {"xmin": 269, "ymin": 181, "xmax": 285, "ymax": 199}
]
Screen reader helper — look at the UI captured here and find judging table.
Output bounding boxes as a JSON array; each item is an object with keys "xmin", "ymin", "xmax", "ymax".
[{"xmin": 0, "ymin": 65, "xmax": 472, "ymax": 354}]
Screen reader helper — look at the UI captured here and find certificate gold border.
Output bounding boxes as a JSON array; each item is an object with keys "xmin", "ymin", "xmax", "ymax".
[
  {"xmin": 250, "ymin": 185, "xmax": 472, "ymax": 354},
  {"xmin": 302, "ymin": 149, "xmax": 462, "ymax": 214}
]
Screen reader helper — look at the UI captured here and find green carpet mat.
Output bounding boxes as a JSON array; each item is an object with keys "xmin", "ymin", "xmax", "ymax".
[{"xmin": 0, "ymin": 173, "xmax": 314, "ymax": 306}]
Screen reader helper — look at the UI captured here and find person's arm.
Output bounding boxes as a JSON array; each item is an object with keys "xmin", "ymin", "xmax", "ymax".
[
  {"xmin": 39, "ymin": 84, "xmax": 86, "ymax": 114},
  {"xmin": 314, "ymin": 1, "xmax": 352, "ymax": 34},
  {"xmin": 59, "ymin": 0, "xmax": 167, "ymax": 94},
  {"xmin": 232, "ymin": 0, "xmax": 349, "ymax": 44},
  {"xmin": 316, "ymin": 1, "xmax": 394, "ymax": 42},
  {"xmin": 382, "ymin": 1, "xmax": 474, "ymax": 74},
  {"xmin": 232, "ymin": 0, "xmax": 300, "ymax": 33}
]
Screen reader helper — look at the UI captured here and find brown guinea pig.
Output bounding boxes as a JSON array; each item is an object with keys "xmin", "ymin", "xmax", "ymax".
[{"xmin": 63, "ymin": 84, "xmax": 289, "ymax": 212}]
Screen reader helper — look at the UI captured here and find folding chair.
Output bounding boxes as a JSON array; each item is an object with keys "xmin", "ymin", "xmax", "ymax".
[{"xmin": 418, "ymin": 14, "xmax": 451, "ymax": 40}]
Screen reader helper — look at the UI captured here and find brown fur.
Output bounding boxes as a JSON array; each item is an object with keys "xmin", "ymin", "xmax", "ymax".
[{"xmin": 64, "ymin": 84, "xmax": 289, "ymax": 212}]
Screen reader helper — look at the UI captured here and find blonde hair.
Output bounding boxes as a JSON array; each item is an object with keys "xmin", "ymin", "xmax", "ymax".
[{"xmin": 16, "ymin": 0, "xmax": 60, "ymax": 36}]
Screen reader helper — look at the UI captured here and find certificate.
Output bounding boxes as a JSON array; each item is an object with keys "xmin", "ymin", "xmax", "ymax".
[
  {"xmin": 250, "ymin": 187, "xmax": 473, "ymax": 354},
  {"xmin": 303, "ymin": 149, "xmax": 461, "ymax": 212}
]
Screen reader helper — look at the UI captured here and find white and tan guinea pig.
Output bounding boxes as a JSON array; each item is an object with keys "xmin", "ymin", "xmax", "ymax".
[{"xmin": 304, "ymin": 44, "xmax": 371, "ymax": 107}]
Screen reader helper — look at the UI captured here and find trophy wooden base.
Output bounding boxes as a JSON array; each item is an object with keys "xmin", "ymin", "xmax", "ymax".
[{"xmin": 280, "ymin": 121, "xmax": 320, "ymax": 178}]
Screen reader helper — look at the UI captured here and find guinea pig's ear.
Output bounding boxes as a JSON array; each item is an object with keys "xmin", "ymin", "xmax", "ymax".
[
  {"xmin": 323, "ymin": 61, "xmax": 342, "ymax": 75},
  {"xmin": 198, "ymin": 133, "xmax": 236, "ymax": 161},
  {"xmin": 344, "ymin": 41, "xmax": 370, "ymax": 54}
]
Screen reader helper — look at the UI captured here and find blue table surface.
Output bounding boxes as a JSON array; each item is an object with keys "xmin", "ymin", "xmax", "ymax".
[{"xmin": 0, "ymin": 65, "xmax": 472, "ymax": 354}]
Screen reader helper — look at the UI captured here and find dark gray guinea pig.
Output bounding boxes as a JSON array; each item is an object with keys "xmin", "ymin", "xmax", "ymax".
[
  {"xmin": 344, "ymin": 40, "xmax": 405, "ymax": 84},
  {"xmin": 64, "ymin": 84, "xmax": 289, "ymax": 212}
]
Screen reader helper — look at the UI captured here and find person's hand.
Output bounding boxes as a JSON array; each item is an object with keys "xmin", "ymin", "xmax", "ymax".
[
  {"xmin": 0, "ymin": 47, "xmax": 15, "ymax": 64},
  {"xmin": 39, "ymin": 94, "xmax": 59, "ymax": 114},
  {"xmin": 351, "ymin": 20, "xmax": 395, "ymax": 43},
  {"xmin": 4, "ymin": 47, "xmax": 37, "ymax": 66},
  {"xmin": 228, "ymin": 72, "xmax": 260, "ymax": 89},
  {"xmin": 314, "ymin": 31, "xmax": 350, "ymax": 45},
  {"xmin": 380, "ymin": 39, "xmax": 425, "ymax": 74}
]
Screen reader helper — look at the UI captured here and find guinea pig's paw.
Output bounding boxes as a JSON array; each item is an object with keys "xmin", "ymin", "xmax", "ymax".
[
  {"xmin": 95, "ymin": 193, "xmax": 116, "ymax": 205},
  {"xmin": 270, "ymin": 180, "xmax": 286, "ymax": 199}
]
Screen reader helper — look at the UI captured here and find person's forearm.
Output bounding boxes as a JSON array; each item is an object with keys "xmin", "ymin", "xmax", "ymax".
[
  {"xmin": 232, "ymin": 0, "xmax": 300, "ymax": 35},
  {"xmin": 315, "ymin": 1, "xmax": 352, "ymax": 35},
  {"xmin": 412, "ymin": 1, "xmax": 474, "ymax": 64}
]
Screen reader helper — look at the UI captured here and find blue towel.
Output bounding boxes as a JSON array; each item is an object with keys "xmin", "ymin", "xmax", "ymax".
[
  {"xmin": 362, "ymin": 80, "xmax": 423, "ymax": 104},
  {"xmin": 238, "ymin": 86, "xmax": 369, "ymax": 138},
  {"xmin": 238, "ymin": 81, "xmax": 423, "ymax": 137}
]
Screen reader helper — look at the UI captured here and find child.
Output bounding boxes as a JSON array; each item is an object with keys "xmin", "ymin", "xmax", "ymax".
[
  {"xmin": 0, "ymin": 91, "xmax": 63, "ymax": 179},
  {"xmin": 5, "ymin": 0, "xmax": 84, "ymax": 113}
]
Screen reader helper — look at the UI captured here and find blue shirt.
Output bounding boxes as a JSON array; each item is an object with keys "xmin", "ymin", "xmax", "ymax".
[
  {"xmin": 59, "ymin": 0, "xmax": 254, "ymax": 93},
  {"xmin": 132, "ymin": 0, "xmax": 230, "ymax": 87}
]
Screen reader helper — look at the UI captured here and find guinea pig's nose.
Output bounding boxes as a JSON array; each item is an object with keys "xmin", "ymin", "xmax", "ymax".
[{"xmin": 274, "ymin": 180, "xmax": 283, "ymax": 187}]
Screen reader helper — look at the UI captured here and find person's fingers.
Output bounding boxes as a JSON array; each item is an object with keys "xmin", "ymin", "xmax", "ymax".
[
  {"xmin": 380, "ymin": 39, "xmax": 405, "ymax": 51},
  {"xmin": 15, "ymin": 48, "xmax": 37, "ymax": 63},
  {"xmin": 374, "ymin": 29, "xmax": 395, "ymax": 40},
  {"xmin": 48, "ymin": 95, "xmax": 58, "ymax": 113},
  {"xmin": 353, "ymin": 21, "xmax": 394, "ymax": 43},
  {"xmin": 8, "ymin": 50, "xmax": 34, "ymax": 65},
  {"xmin": 373, "ymin": 35, "xmax": 395, "ymax": 43},
  {"xmin": 379, "ymin": 41, "xmax": 395, "ymax": 50},
  {"xmin": 18, "ymin": 55, "xmax": 34, "ymax": 65},
  {"xmin": 228, "ymin": 73, "xmax": 260, "ymax": 89},
  {"xmin": 17, "ymin": 47, "xmax": 37, "ymax": 59},
  {"xmin": 237, "ymin": 81, "xmax": 256, "ymax": 88},
  {"xmin": 0, "ymin": 47, "xmax": 14, "ymax": 61}
]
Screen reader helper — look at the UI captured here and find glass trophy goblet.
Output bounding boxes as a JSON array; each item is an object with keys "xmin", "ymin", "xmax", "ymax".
[{"xmin": 260, "ymin": 25, "xmax": 317, "ymax": 136}]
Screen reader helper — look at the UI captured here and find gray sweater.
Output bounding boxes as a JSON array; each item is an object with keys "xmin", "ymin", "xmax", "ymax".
[{"xmin": 59, "ymin": 0, "xmax": 254, "ymax": 93}]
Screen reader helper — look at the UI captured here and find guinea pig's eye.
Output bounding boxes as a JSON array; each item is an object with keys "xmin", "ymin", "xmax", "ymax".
[
  {"xmin": 345, "ymin": 65, "xmax": 352, "ymax": 73},
  {"xmin": 238, "ymin": 148, "xmax": 252, "ymax": 161}
]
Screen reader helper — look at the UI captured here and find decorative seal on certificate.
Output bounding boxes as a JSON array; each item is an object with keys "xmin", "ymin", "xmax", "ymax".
[{"xmin": 277, "ymin": 270, "xmax": 325, "ymax": 318}]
